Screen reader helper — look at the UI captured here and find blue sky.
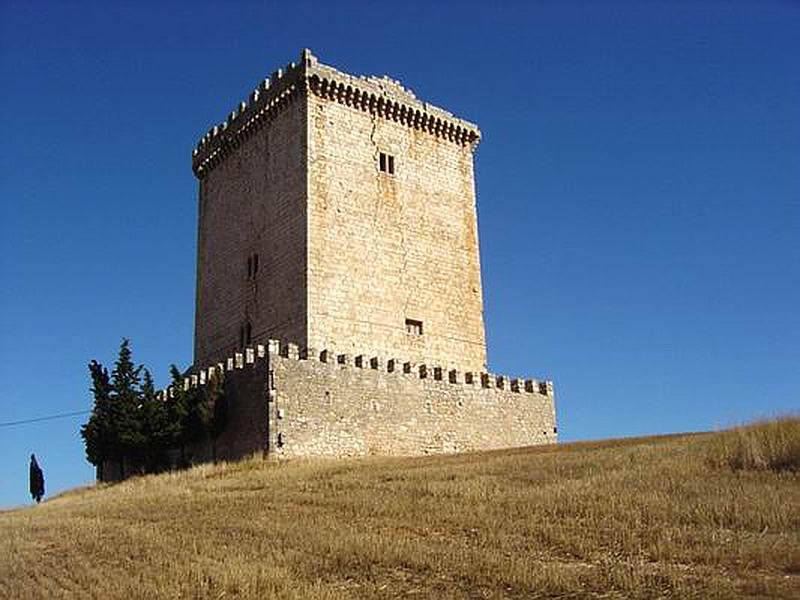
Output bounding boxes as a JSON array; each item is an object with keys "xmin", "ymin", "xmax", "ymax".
[{"xmin": 1, "ymin": 1, "xmax": 797, "ymax": 509}]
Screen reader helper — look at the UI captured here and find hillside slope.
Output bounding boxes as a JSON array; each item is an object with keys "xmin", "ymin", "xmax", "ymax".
[{"xmin": 1, "ymin": 432, "xmax": 798, "ymax": 599}]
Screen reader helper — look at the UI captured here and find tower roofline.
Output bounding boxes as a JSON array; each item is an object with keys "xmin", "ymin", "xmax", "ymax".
[{"xmin": 191, "ymin": 49, "xmax": 481, "ymax": 178}]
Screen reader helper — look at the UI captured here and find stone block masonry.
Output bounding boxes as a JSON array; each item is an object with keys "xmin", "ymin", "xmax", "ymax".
[
  {"xmin": 192, "ymin": 49, "xmax": 486, "ymax": 372},
  {"xmin": 172, "ymin": 341, "xmax": 556, "ymax": 462},
  {"xmin": 181, "ymin": 49, "xmax": 558, "ymax": 466}
]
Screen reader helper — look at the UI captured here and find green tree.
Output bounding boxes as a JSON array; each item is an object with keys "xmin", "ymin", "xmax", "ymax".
[
  {"xmin": 169, "ymin": 364, "xmax": 196, "ymax": 466},
  {"xmin": 109, "ymin": 339, "xmax": 145, "ymax": 476},
  {"xmin": 168, "ymin": 365, "xmax": 228, "ymax": 464},
  {"xmin": 80, "ymin": 359, "xmax": 114, "ymax": 471},
  {"xmin": 139, "ymin": 369, "xmax": 171, "ymax": 472},
  {"xmin": 81, "ymin": 339, "xmax": 147, "ymax": 479}
]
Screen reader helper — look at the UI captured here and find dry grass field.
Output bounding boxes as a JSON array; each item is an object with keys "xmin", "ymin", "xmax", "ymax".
[{"xmin": 1, "ymin": 420, "xmax": 799, "ymax": 599}]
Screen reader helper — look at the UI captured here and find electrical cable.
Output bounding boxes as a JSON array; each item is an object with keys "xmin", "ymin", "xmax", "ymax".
[{"xmin": 0, "ymin": 410, "xmax": 90, "ymax": 428}]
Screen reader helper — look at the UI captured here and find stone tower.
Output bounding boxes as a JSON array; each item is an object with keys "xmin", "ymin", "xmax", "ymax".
[{"xmin": 192, "ymin": 49, "xmax": 486, "ymax": 373}]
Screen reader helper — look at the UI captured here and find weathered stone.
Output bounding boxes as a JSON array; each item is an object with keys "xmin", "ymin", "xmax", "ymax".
[
  {"xmin": 193, "ymin": 50, "xmax": 486, "ymax": 373},
  {"xmin": 180, "ymin": 49, "xmax": 557, "ymax": 464}
]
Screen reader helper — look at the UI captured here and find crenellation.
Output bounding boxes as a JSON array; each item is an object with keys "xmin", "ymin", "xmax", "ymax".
[
  {"xmin": 178, "ymin": 339, "xmax": 557, "ymax": 463},
  {"xmin": 192, "ymin": 49, "xmax": 480, "ymax": 180},
  {"xmin": 202, "ymin": 343, "xmax": 555, "ymax": 401},
  {"xmin": 263, "ymin": 350, "xmax": 557, "ymax": 458},
  {"xmin": 184, "ymin": 49, "xmax": 557, "ymax": 465}
]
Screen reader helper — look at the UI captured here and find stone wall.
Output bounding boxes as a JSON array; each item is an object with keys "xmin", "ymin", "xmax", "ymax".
[
  {"xmin": 193, "ymin": 90, "xmax": 308, "ymax": 367},
  {"xmin": 306, "ymin": 77, "xmax": 487, "ymax": 373},
  {"xmin": 203, "ymin": 356, "xmax": 271, "ymax": 462},
  {"xmin": 192, "ymin": 50, "xmax": 487, "ymax": 373},
  {"xmin": 183, "ymin": 51, "xmax": 557, "ymax": 466},
  {"xmin": 183, "ymin": 342, "xmax": 556, "ymax": 463}
]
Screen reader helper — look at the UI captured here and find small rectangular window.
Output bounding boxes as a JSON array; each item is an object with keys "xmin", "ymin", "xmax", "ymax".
[
  {"xmin": 405, "ymin": 319, "xmax": 423, "ymax": 336},
  {"xmin": 379, "ymin": 152, "xmax": 395, "ymax": 175}
]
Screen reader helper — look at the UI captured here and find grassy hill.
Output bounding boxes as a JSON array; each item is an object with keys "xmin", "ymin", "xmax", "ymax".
[{"xmin": 1, "ymin": 424, "xmax": 798, "ymax": 599}]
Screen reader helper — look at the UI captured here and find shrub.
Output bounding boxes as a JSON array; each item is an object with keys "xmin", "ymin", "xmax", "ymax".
[{"xmin": 708, "ymin": 416, "xmax": 800, "ymax": 472}]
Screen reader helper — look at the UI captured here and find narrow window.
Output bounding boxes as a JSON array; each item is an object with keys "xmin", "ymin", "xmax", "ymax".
[
  {"xmin": 239, "ymin": 325, "xmax": 245, "ymax": 349},
  {"xmin": 245, "ymin": 322, "xmax": 252, "ymax": 345},
  {"xmin": 405, "ymin": 318, "xmax": 423, "ymax": 336},
  {"xmin": 253, "ymin": 253, "xmax": 259, "ymax": 275},
  {"xmin": 379, "ymin": 151, "xmax": 395, "ymax": 175}
]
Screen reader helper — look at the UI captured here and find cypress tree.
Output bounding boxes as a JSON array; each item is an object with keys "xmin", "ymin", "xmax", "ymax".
[
  {"xmin": 81, "ymin": 359, "xmax": 114, "ymax": 470},
  {"xmin": 81, "ymin": 339, "xmax": 147, "ymax": 478},
  {"xmin": 109, "ymin": 339, "xmax": 145, "ymax": 477},
  {"xmin": 140, "ymin": 368, "xmax": 170, "ymax": 472},
  {"xmin": 169, "ymin": 364, "xmax": 194, "ymax": 466}
]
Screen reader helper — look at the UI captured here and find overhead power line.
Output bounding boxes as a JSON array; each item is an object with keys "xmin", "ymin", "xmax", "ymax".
[{"xmin": 0, "ymin": 410, "xmax": 90, "ymax": 428}]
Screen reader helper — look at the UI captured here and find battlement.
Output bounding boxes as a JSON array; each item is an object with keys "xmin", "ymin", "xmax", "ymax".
[
  {"xmin": 162, "ymin": 339, "xmax": 553, "ymax": 401},
  {"xmin": 156, "ymin": 338, "xmax": 556, "ymax": 460},
  {"xmin": 191, "ymin": 49, "xmax": 481, "ymax": 178},
  {"xmin": 186, "ymin": 49, "xmax": 556, "ymax": 462}
]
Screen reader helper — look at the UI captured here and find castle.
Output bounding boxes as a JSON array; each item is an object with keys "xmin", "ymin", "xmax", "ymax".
[{"xmin": 180, "ymin": 49, "xmax": 556, "ymax": 461}]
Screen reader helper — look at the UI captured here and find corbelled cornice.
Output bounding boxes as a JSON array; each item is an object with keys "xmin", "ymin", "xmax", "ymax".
[{"xmin": 191, "ymin": 49, "xmax": 481, "ymax": 179}]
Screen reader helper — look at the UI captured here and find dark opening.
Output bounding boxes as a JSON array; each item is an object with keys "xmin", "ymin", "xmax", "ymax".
[
  {"xmin": 245, "ymin": 322, "xmax": 252, "ymax": 345},
  {"xmin": 405, "ymin": 318, "xmax": 423, "ymax": 336},
  {"xmin": 379, "ymin": 151, "xmax": 395, "ymax": 175},
  {"xmin": 253, "ymin": 253, "xmax": 259, "ymax": 275}
]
